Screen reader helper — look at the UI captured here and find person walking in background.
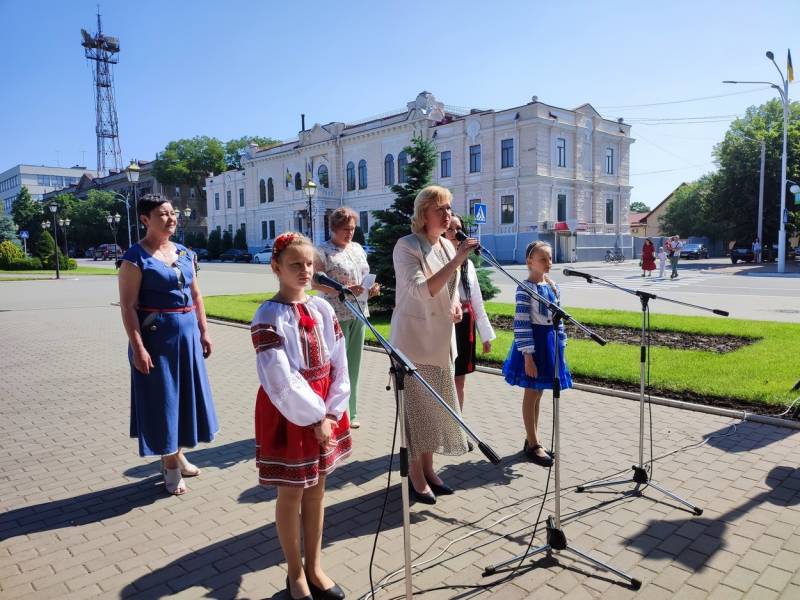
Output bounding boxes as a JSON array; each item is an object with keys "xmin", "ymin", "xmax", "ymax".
[
  {"xmin": 118, "ymin": 194, "xmax": 218, "ymax": 496},
  {"xmin": 657, "ymin": 245, "xmax": 667, "ymax": 278},
  {"xmin": 641, "ymin": 238, "xmax": 656, "ymax": 277},
  {"xmin": 752, "ymin": 238, "xmax": 762, "ymax": 263},
  {"xmin": 314, "ymin": 206, "xmax": 380, "ymax": 429},
  {"xmin": 667, "ymin": 235, "xmax": 683, "ymax": 279}
]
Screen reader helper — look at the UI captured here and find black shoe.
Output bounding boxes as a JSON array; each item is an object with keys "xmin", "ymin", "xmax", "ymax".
[
  {"xmin": 286, "ymin": 577, "xmax": 313, "ymax": 600},
  {"xmin": 409, "ymin": 482, "xmax": 436, "ymax": 505},
  {"xmin": 523, "ymin": 440, "xmax": 554, "ymax": 467},
  {"xmin": 467, "ymin": 440, "xmax": 475, "ymax": 452},
  {"xmin": 307, "ymin": 578, "xmax": 346, "ymax": 600},
  {"xmin": 425, "ymin": 475, "xmax": 455, "ymax": 496}
]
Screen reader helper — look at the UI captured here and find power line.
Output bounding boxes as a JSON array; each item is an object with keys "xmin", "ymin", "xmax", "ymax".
[
  {"xmin": 596, "ymin": 86, "xmax": 772, "ymax": 110},
  {"xmin": 630, "ymin": 164, "xmax": 714, "ymax": 176}
]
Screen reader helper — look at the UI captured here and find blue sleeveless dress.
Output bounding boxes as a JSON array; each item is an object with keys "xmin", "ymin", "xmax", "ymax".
[{"xmin": 122, "ymin": 243, "xmax": 219, "ymax": 456}]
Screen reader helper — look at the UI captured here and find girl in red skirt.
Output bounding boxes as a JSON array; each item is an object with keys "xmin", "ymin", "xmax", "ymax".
[{"xmin": 250, "ymin": 232, "xmax": 351, "ymax": 600}]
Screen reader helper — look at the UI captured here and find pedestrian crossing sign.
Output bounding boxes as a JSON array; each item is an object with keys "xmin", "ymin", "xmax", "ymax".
[{"xmin": 473, "ymin": 203, "xmax": 487, "ymax": 224}]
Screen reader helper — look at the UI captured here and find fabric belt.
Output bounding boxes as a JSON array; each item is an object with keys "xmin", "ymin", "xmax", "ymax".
[{"xmin": 139, "ymin": 306, "xmax": 195, "ymax": 314}]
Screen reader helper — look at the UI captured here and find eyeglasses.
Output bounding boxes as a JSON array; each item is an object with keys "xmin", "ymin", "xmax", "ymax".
[{"xmin": 433, "ymin": 205, "xmax": 453, "ymax": 216}]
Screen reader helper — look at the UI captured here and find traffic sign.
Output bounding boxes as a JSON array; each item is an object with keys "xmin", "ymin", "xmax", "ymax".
[
  {"xmin": 473, "ymin": 203, "xmax": 487, "ymax": 224},
  {"xmin": 19, "ymin": 230, "xmax": 29, "ymax": 239}
]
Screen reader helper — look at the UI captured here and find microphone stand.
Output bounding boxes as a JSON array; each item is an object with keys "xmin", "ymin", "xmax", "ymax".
[
  {"xmin": 476, "ymin": 247, "xmax": 640, "ymax": 589},
  {"xmin": 334, "ymin": 288, "xmax": 501, "ymax": 600},
  {"xmin": 567, "ymin": 270, "xmax": 728, "ymax": 515}
]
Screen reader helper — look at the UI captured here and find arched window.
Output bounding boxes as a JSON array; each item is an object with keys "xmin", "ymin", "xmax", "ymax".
[
  {"xmin": 267, "ymin": 177, "xmax": 274, "ymax": 202},
  {"xmin": 317, "ymin": 164, "xmax": 329, "ymax": 188},
  {"xmin": 357, "ymin": 159, "xmax": 368, "ymax": 190},
  {"xmin": 346, "ymin": 161, "xmax": 355, "ymax": 191},
  {"xmin": 384, "ymin": 154, "xmax": 394, "ymax": 186},
  {"xmin": 398, "ymin": 151, "xmax": 409, "ymax": 184},
  {"xmin": 259, "ymin": 179, "xmax": 266, "ymax": 203},
  {"xmin": 294, "ymin": 172, "xmax": 302, "ymax": 191}
]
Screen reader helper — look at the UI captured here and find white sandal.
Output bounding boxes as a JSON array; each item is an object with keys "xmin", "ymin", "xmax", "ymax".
[
  {"xmin": 161, "ymin": 457, "xmax": 187, "ymax": 495},
  {"xmin": 176, "ymin": 453, "xmax": 201, "ymax": 477}
]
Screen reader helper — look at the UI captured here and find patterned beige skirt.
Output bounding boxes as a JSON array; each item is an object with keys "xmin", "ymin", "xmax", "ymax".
[{"xmin": 403, "ymin": 362, "xmax": 468, "ymax": 461}]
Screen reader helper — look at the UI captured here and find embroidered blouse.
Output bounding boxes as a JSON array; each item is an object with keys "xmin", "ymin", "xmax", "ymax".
[
  {"xmin": 317, "ymin": 240, "xmax": 370, "ymax": 321},
  {"xmin": 250, "ymin": 296, "xmax": 349, "ymax": 426},
  {"xmin": 512, "ymin": 281, "xmax": 566, "ymax": 354},
  {"xmin": 457, "ymin": 260, "xmax": 496, "ymax": 344}
]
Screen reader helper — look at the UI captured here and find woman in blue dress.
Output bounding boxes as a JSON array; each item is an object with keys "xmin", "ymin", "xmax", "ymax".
[
  {"xmin": 118, "ymin": 194, "xmax": 219, "ymax": 495},
  {"xmin": 502, "ymin": 241, "xmax": 572, "ymax": 468}
]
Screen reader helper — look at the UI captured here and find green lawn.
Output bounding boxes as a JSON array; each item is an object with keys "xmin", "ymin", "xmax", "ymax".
[
  {"xmin": 204, "ymin": 293, "xmax": 799, "ymax": 407},
  {"xmin": 0, "ymin": 266, "xmax": 117, "ymax": 278}
]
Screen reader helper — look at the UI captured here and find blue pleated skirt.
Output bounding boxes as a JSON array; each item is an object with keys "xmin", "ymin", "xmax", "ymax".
[
  {"xmin": 503, "ymin": 324, "xmax": 573, "ymax": 390},
  {"xmin": 129, "ymin": 310, "xmax": 219, "ymax": 456}
]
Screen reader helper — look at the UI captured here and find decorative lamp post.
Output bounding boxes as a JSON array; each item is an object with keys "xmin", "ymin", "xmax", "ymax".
[
  {"xmin": 178, "ymin": 206, "xmax": 192, "ymax": 243},
  {"xmin": 106, "ymin": 213, "xmax": 121, "ymax": 260},
  {"xmin": 58, "ymin": 218, "xmax": 71, "ymax": 258},
  {"xmin": 302, "ymin": 178, "xmax": 318, "ymax": 243},
  {"xmin": 125, "ymin": 159, "xmax": 141, "ymax": 244},
  {"xmin": 723, "ymin": 48, "xmax": 792, "ymax": 272},
  {"xmin": 48, "ymin": 203, "xmax": 61, "ymax": 279}
]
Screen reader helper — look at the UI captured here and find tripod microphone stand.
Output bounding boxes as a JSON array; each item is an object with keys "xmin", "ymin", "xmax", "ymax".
[
  {"xmin": 564, "ymin": 269, "xmax": 729, "ymax": 515},
  {"xmin": 331, "ymin": 283, "xmax": 501, "ymax": 600},
  {"xmin": 469, "ymin": 245, "xmax": 640, "ymax": 589}
]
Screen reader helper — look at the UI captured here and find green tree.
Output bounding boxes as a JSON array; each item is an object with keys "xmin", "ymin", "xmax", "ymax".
[
  {"xmin": 152, "ymin": 136, "xmax": 227, "ymax": 186},
  {"xmin": 659, "ymin": 179, "xmax": 715, "ymax": 238},
  {"xmin": 11, "ymin": 187, "xmax": 41, "ymax": 241},
  {"xmin": 708, "ymin": 98, "xmax": 800, "ymax": 243},
  {"xmin": 224, "ymin": 136, "xmax": 280, "ymax": 170},
  {"xmin": 0, "ymin": 213, "xmax": 20, "ymax": 245},
  {"xmin": 0, "ymin": 239, "xmax": 23, "ymax": 266},
  {"xmin": 69, "ymin": 190, "xmax": 125, "ymax": 252},
  {"xmin": 353, "ymin": 226, "xmax": 366, "ymax": 245},
  {"xmin": 459, "ymin": 213, "xmax": 500, "ymax": 301},
  {"xmin": 233, "ymin": 226, "xmax": 248, "ymax": 250},
  {"xmin": 368, "ymin": 134, "xmax": 438, "ymax": 311},
  {"xmin": 221, "ymin": 229, "xmax": 233, "ymax": 252},
  {"xmin": 36, "ymin": 229, "xmax": 56, "ymax": 265},
  {"xmin": 629, "ymin": 201, "xmax": 651, "ymax": 213},
  {"xmin": 207, "ymin": 229, "xmax": 222, "ymax": 259}
]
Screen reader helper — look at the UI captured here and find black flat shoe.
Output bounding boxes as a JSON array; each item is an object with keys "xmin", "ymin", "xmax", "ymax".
[
  {"xmin": 286, "ymin": 577, "xmax": 313, "ymax": 600},
  {"xmin": 425, "ymin": 475, "xmax": 454, "ymax": 496},
  {"xmin": 523, "ymin": 440, "xmax": 554, "ymax": 467},
  {"xmin": 308, "ymin": 578, "xmax": 346, "ymax": 600},
  {"xmin": 409, "ymin": 482, "xmax": 436, "ymax": 505}
]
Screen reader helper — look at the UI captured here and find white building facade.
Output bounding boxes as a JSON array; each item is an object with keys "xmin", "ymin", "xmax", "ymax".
[
  {"xmin": 1, "ymin": 164, "xmax": 94, "ymax": 213},
  {"xmin": 206, "ymin": 92, "xmax": 634, "ymax": 262}
]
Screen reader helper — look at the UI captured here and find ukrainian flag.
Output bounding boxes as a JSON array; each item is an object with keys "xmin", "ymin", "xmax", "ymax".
[{"xmin": 789, "ymin": 50, "xmax": 794, "ymax": 83}]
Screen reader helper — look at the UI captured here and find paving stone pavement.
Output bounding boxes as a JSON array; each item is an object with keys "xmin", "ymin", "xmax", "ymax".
[{"xmin": 1, "ymin": 279, "xmax": 800, "ymax": 599}]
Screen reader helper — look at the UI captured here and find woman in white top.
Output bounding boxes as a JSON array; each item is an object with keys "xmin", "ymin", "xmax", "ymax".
[
  {"xmin": 391, "ymin": 186, "xmax": 478, "ymax": 505},
  {"xmin": 443, "ymin": 215, "xmax": 496, "ymax": 417}
]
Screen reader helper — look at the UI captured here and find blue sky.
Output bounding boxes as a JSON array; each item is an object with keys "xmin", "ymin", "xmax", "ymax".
[{"xmin": 1, "ymin": 0, "xmax": 798, "ymax": 207}]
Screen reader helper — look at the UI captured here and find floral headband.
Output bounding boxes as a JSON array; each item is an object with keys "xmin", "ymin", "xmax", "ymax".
[{"xmin": 272, "ymin": 232, "xmax": 310, "ymax": 260}]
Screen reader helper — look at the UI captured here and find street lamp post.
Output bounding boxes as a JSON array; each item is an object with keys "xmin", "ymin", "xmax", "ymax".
[
  {"xmin": 106, "ymin": 213, "xmax": 121, "ymax": 260},
  {"xmin": 302, "ymin": 179, "xmax": 318, "ymax": 244},
  {"xmin": 178, "ymin": 207, "xmax": 192, "ymax": 243},
  {"xmin": 126, "ymin": 160, "xmax": 141, "ymax": 244},
  {"xmin": 723, "ymin": 49, "xmax": 791, "ymax": 273},
  {"xmin": 48, "ymin": 203, "xmax": 60, "ymax": 279},
  {"xmin": 58, "ymin": 218, "xmax": 71, "ymax": 259}
]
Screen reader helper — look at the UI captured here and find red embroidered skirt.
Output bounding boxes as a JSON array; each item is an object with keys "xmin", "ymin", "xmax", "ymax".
[{"xmin": 255, "ymin": 364, "xmax": 352, "ymax": 488}]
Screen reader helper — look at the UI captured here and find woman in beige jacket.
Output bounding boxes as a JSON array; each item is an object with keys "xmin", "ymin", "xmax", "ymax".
[{"xmin": 390, "ymin": 185, "xmax": 479, "ymax": 504}]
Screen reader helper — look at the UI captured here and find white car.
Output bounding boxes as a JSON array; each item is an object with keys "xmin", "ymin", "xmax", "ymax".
[{"xmin": 251, "ymin": 247, "xmax": 273, "ymax": 264}]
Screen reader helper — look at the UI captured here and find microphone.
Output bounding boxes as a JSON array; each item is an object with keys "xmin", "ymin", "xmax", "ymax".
[
  {"xmin": 313, "ymin": 272, "xmax": 351, "ymax": 295},
  {"xmin": 454, "ymin": 229, "xmax": 481, "ymax": 254},
  {"xmin": 562, "ymin": 268, "xmax": 594, "ymax": 282}
]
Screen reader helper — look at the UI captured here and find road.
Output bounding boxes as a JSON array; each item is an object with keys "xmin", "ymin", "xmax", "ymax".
[{"xmin": 68, "ymin": 256, "xmax": 800, "ymax": 322}]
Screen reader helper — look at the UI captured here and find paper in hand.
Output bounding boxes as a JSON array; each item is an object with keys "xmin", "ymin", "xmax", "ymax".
[{"xmin": 359, "ymin": 273, "xmax": 376, "ymax": 302}]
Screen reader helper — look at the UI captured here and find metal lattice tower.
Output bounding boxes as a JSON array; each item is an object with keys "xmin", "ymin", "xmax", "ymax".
[{"xmin": 81, "ymin": 10, "xmax": 122, "ymax": 175}]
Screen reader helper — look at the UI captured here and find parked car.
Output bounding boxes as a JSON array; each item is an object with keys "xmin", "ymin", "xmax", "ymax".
[
  {"xmin": 193, "ymin": 248, "xmax": 209, "ymax": 261},
  {"xmin": 93, "ymin": 243, "xmax": 124, "ymax": 261},
  {"xmin": 84, "ymin": 247, "xmax": 96, "ymax": 258},
  {"xmin": 679, "ymin": 243, "xmax": 709, "ymax": 260},
  {"xmin": 218, "ymin": 248, "xmax": 253, "ymax": 263},
  {"xmin": 251, "ymin": 246, "xmax": 273, "ymax": 264}
]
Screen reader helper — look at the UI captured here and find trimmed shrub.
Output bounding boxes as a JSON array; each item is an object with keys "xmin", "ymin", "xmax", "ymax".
[
  {"xmin": 4, "ymin": 257, "xmax": 43, "ymax": 270},
  {"xmin": 0, "ymin": 240, "xmax": 24, "ymax": 268}
]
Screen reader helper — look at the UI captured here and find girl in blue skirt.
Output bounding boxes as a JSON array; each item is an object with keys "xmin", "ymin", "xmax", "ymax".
[{"xmin": 502, "ymin": 241, "xmax": 572, "ymax": 467}]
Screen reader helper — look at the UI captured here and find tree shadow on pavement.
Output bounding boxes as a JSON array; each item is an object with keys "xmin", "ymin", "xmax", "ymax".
[
  {"xmin": 702, "ymin": 420, "xmax": 799, "ymax": 454},
  {"xmin": 623, "ymin": 465, "xmax": 800, "ymax": 571},
  {"xmin": 123, "ymin": 438, "xmax": 256, "ymax": 478}
]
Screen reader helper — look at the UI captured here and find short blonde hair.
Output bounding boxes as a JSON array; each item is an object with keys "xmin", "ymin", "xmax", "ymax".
[
  {"xmin": 411, "ymin": 185, "xmax": 452, "ymax": 233},
  {"xmin": 330, "ymin": 206, "xmax": 358, "ymax": 231}
]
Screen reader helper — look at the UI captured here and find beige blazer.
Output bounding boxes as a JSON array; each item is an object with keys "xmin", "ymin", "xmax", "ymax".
[{"xmin": 390, "ymin": 233, "xmax": 461, "ymax": 367}]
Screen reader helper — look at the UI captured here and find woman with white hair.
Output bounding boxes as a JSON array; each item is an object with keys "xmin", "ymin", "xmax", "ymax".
[{"xmin": 391, "ymin": 185, "xmax": 479, "ymax": 504}]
